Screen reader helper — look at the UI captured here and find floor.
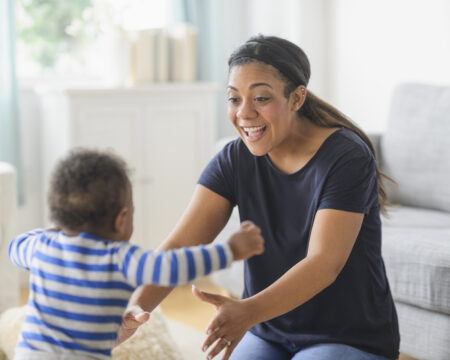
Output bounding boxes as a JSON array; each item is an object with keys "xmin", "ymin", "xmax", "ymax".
[
  {"xmin": 21, "ymin": 278, "xmax": 417, "ymax": 360},
  {"xmin": 159, "ymin": 277, "xmax": 229, "ymax": 332},
  {"xmin": 159, "ymin": 278, "xmax": 417, "ymax": 360}
]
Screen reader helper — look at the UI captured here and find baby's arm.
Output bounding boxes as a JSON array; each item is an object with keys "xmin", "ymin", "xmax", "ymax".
[
  {"xmin": 8, "ymin": 229, "xmax": 43, "ymax": 270},
  {"xmin": 117, "ymin": 243, "xmax": 233, "ymax": 288}
]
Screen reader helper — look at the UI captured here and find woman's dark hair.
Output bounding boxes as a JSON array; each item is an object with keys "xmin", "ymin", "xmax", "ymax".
[
  {"xmin": 48, "ymin": 149, "xmax": 130, "ymax": 231},
  {"xmin": 228, "ymin": 34, "xmax": 390, "ymax": 212}
]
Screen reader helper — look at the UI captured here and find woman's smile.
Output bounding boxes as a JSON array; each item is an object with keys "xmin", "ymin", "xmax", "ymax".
[{"xmin": 241, "ymin": 125, "xmax": 268, "ymax": 142}]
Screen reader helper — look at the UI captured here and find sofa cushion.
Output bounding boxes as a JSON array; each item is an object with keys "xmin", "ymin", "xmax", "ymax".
[
  {"xmin": 382, "ymin": 205, "xmax": 450, "ymax": 228},
  {"xmin": 382, "ymin": 226, "xmax": 450, "ymax": 314},
  {"xmin": 381, "ymin": 83, "xmax": 450, "ymax": 212},
  {"xmin": 395, "ymin": 301, "xmax": 450, "ymax": 360}
]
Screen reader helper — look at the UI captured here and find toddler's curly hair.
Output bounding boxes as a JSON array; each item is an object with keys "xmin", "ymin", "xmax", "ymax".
[{"xmin": 48, "ymin": 148, "xmax": 130, "ymax": 231}]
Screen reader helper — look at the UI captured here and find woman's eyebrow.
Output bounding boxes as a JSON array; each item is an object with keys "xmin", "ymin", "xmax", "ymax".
[{"xmin": 227, "ymin": 83, "xmax": 273, "ymax": 91}]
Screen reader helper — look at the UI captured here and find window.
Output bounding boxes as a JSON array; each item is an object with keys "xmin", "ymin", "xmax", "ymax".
[{"xmin": 16, "ymin": 0, "xmax": 170, "ymax": 80}]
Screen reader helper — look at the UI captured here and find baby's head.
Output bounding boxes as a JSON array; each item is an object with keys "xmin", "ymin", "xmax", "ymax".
[{"xmin": 48, "ymin": 149, "xmax": 133, "ymax": 241}]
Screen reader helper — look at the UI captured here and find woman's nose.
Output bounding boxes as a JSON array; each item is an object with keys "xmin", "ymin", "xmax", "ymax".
[{"xmin": 237, "ymin": 101, "xmax": 257, "ymax": 119}]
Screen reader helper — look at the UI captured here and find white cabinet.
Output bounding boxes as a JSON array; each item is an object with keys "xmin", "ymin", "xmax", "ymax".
[
  {"xmin": 39, "ymin": 84, "xmax": 218, "ymax": 248},
  {"xmin": 0, "ymin": 163, "xmax": 20, "ymax": 310}
]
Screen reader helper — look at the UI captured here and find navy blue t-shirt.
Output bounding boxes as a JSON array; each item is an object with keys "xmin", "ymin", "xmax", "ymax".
[{"xmin": 199, "ymin": 128, "xmax": 399, "ymax": 359}]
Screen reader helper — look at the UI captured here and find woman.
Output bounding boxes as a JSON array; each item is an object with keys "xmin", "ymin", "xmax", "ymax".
[{"xmin": 119, "ymin": 35, "xmax": 400, "ymax": 360}]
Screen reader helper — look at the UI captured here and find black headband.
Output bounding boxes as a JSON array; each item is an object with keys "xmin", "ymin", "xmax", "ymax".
[{"xmin": 229, "ymin": 39, "xmax": 310, "ymax": 87}]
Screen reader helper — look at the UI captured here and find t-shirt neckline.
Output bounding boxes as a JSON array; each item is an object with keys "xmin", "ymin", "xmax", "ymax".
[{"xmin": 264, "ymin": 127, "xmax": 344, "ymax": 177}]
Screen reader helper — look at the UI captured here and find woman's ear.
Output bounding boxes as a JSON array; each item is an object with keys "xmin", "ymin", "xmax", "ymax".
[
  {"xmin": 290, "ymin": 85, "xmax": 307, "ymax": 111},
  {"xmin": 114, "ymin": 207, "xmax": 129, "ymax": 235}
]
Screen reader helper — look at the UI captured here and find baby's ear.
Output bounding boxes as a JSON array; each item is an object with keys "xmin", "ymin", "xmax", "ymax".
[{"xmin": 114, "ymin": 207, "xmax": 129, "ymax": 234}]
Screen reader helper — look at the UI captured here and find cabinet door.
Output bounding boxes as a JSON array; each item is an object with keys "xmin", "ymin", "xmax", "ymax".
[
  {"xmin": 73, "ymin": 105, "xmax": 148, "ymax": 245},
  {"xmin": 139, "ymin": 108, "xmax": 206, "ymax": 248},
  {"xmin": 42, "ymin": 102, "xmax": 142, "ymax": 228},
  {"xmin": 74, "ymin": 106, "xmax": 140, "ymax": 167}
]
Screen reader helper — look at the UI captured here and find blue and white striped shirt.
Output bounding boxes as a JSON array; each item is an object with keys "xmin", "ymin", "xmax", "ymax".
[{"xmin": 8, "ymin": 229, "xmax": 233, "ymax": 359}]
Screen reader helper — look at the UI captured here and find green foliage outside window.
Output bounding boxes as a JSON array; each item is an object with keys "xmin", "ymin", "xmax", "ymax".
[{"xmin": 18, "ymin": 0, "xmax": 96, "ymax": 68}]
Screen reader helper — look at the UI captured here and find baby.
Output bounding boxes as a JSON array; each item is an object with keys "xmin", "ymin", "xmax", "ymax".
[{"xmin": 8, "ymin": 149, "xmax": 264, "ymax": 360}]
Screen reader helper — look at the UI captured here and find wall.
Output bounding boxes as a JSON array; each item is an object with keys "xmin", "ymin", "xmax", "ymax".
[
  {"xmin": 246, "ymin": 0, "xmax": 331, "ymax": 98},
  {"xmin": 329, "ymin": 0, "xmax": 450, "ymax": 132},
  {"xmin": 201, "ymin": 0, "xmax": 331, "ymax": 138},
  {"xmin": 15, "ymin": 0, "xmax": 450, "ymax": 235},
  {"xmin": 212, "ymin": 0, "xmax": 450, "ymax": 134}
]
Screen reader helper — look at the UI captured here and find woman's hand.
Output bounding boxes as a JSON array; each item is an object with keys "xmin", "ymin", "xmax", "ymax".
[
  {"xmin": 115, "ymin": 305, "xmax": 150, "ymax": 346},
  {"xmin": 192, "ymin": 286, "xmax": 255, "ymax": 360}
]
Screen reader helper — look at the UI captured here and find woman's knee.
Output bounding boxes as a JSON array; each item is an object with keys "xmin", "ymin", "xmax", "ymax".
[{"xmin": 292, "ymin": 343, "xmax": 389, "ymax": 360}]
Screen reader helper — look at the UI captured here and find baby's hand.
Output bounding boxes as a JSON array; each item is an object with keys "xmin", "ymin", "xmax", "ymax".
[
  {"xmin": 228, "ymin": 221, "xmax": 264, "ymax": 261},
  {"xmin": 116, "ymin": 305, "xmax": 150, "ymax": 346}
]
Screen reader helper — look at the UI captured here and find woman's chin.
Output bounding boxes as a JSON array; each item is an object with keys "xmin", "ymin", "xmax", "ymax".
[
  {"xmin": 238, "ymin": 129, "xmax": 271, "ymax": 157},
  {"xmin": 243, "ymin": 142, "xmax": 269, "ymax": 157}
]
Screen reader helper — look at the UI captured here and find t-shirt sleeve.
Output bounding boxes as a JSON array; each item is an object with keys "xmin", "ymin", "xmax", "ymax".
[
  {"xmin": 318, "ymin": 152, "xmax": 378, "ymax": 214},
  {"xmin": 198, "ymin": 141, "xmax": 236, "ymax": 206},
  {"xmin": 116, "ymin": 242, "xmax": 233, "ymax": 288},
  {"xmin": 8, "ymin": 229, "xmax": 43, "ymax": 270}
]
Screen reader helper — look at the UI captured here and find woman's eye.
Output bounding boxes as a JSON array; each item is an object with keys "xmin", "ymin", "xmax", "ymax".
[
  {"xmin": 227, "ymin": 97, "xmax": 240, "ymax": 104},
  {"xmin": 255, "ymin": 96, "xmax": 270, "ymax": 103}
]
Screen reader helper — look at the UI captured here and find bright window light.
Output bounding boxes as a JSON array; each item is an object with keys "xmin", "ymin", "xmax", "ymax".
[{"xmin": 16, "ymin": 0, "xmax": 171, "ymax": 79}]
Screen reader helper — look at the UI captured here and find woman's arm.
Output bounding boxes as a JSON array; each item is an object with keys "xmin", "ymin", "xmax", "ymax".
[
  {"xmin": 117, "ymin": 185, "xmax": 233, "ymax": 344},
  {"xmin": 196, "ymin": 208, "xmax": 364, "ymax": 360},
  {"xmin": 131, "ymin": 184, "xmax": 233, "ymax": 308},
  {"xmin": 117, "ymin": 222, "xmax": 263, "ymax": 288},
  {"xmin": 244, "ymin": 208, "xmax": 363, "ymax": 322}
]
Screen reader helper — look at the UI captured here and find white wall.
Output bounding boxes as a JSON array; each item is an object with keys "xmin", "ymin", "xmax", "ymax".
[
  {"xmin": 246, "ymin": 0, "xmax": 331, "ymax": 98},
  {"xmin": 329, "ymin": 0, "xmax": 450, "ymax": 132},
  {"xmin": 212, "ymin": 0, "xmax": 332, "ymax": 137},
  {"xmin": 15, "ymin": 0, "xmax": 450, "ymax": 235},
  {"xmin": 215, "ymin": 0, "xmax": 450, "ymax": 133}
]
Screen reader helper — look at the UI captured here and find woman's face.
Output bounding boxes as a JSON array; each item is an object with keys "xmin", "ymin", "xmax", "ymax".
[{"xmin": 227, "ymin": 62, "xmax": 302, "ymax": 156}]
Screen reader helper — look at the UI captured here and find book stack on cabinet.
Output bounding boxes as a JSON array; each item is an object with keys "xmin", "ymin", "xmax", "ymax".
[{"xmin": 131, "ymin": 24, "xmax": 197, "ymax": 85}]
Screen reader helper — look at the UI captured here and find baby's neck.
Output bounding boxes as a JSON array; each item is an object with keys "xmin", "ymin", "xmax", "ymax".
[{"xmin": 61, "ymin": 227, "xmax": 121, "ymax": 241}]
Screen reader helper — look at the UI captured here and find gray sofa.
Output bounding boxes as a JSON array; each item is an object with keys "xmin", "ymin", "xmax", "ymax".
[
  {"xmin": 211, "ymin": 83, "xmax": 450, "ymax": 360},
  {"xmin": 373, "ymin": 83, "xmax": 450, "ymax": 360}
]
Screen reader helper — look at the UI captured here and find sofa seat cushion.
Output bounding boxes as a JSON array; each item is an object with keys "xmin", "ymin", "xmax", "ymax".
[
  {"xmin": 395, "ymin": 301, "xmax": 450, "ymax": 360},
  {"xmin": 381, "ymin": 205, "xmax": 450, "ymax": 228},
  {"xmin": 382, "ymin": 226, "xmax": 450, "ymax": 314}
]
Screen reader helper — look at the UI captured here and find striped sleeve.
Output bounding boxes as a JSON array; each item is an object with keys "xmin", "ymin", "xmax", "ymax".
[
  {"xmin": 116, "ymin": 243, "xmax": 234, "ymax": 287},
  {"xmin": 8, "ymin": 229, "xmax": 43, "ymax": 270}
]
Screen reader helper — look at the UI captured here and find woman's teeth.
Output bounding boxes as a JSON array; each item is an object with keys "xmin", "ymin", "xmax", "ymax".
[
  {"xmin": 242, "ymin": 125, "xmax": 266, "ymax": 141},
  {"xmin": 243, "ymin": 125, "xmax": 266, "ymax": 135}
]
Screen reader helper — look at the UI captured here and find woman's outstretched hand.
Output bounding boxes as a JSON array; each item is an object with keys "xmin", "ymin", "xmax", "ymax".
[
  {"xmin": 115, "ymin": 305, "xmax": 150, "ymax": 345},
  {"xmin": 192, "ymin": 285, "xmax": 254, "ymax": 360}
]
